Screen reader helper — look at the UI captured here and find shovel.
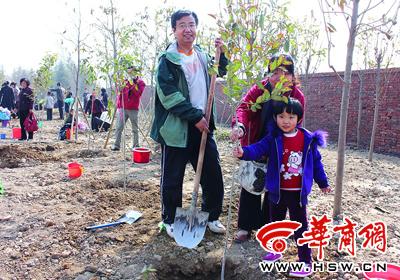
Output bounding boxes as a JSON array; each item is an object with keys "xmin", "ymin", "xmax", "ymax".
[
  {"xmin": 85, "ymin": 210, "xmax": 142, "ymax": 231},
  {"xmin": 173, "ymin": 47, "xmax": 222, "ymax": 249}
]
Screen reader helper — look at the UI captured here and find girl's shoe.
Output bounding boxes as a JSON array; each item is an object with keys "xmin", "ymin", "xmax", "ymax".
[
  {"xmin": 288, "ymin": 263, "xmax": 312, "ymax": 278},
  {"xmin": 234, "ymin": 229, "xmax": 251, "ymax": 243},
  {"xmin": 262, "ymin": 252, "xmax": 282, "ymax": 262}
]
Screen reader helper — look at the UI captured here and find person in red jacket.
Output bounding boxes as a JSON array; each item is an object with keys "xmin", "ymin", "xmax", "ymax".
[
  {"xmin": 230, "ymin": 54, "xmax": 305, "ymax": 243},
  {"xmin": 111, "ymin": 66, "xmax": 146, "ymax": 151}
]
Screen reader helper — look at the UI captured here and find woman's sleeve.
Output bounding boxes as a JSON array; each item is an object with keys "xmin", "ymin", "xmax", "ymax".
[
  {"xmin": 28, "ymin": 90, "xmax": 34, "ymax": 110},
  {"xmin": 233, "ymin": 82, "xmax": 264, "ymax": 130},
  {"xmin": 292, "ymin": 87, "xmax": 306, "ymax": 110}
]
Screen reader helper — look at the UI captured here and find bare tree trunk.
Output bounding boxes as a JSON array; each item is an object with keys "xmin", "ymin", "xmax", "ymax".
[
  {"xmin": 368, "ymin": 53, "xmax": 382, "ymax": 162},
  {"xmin": 302, "ymin": 76, "xmax": 309, "ymax": 127},
  {"xmin": 71, "ymin": 0, "xmax": 82, "ymax": 142},
  {"xmin": 333, "ymin": 0, "xmax": 359, "ymax": 221},
  {"xmin": 356, "ymin": 72, "xmax": 364, "ymax": 148},
  {"xmin": 302, "ymin": 57, "xmax": 311, "ymax": 127}
]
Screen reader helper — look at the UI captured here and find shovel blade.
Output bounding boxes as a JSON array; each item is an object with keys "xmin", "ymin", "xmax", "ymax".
[
  {"xmin": 173, "ymin": 207, "xmax": 209, "ymax": 249},
  {"xmin": 122, "ymin": 210, "xmax": 142, "ymax": 224}
]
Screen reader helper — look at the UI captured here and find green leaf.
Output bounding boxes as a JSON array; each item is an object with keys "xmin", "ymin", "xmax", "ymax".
[
  {"xmin": 284, "ymin": 40, "xmax": 290, "ymax": 52},
  {"xmin": 259, "ymin": 14, "xmax": 265, "ymax": 28},
  {"xmin": 271, "ymin": 95, "xmax": 283, "ymax": 101},
  {"xmin": 248, "ymin": 5, "xmax": 258, "ymax": 14},
  {"xmin": 246, "ymin": 43, "xmax": 252, "ymax": 51},
  {"xmin": 228, "ymin": 59, "xmax": 242, "ymax": 73},
  {"xmin": 208, "ymin": 66, "xmax": 218, "ymax": 76}
]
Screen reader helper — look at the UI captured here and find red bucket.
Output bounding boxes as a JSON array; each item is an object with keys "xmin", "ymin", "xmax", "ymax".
[
  {"xmin": 68, "ymin": 162, "xmax": 84, "ymax": 179},
  {"xmin": 132, "ymin": 147, "xmax": 151, "ymax": 164},
  {"xmin": 12, "ymin": 127, "xmax": 21, "ymax": 139},
  {"xmin": 66, "ymin": 128, "xmax": 71, "ymax": 140}
]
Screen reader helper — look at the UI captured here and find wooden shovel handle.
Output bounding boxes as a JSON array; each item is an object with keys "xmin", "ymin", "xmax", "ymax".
[{"xmin": 190, "ymin": 47, "xmax": 222, "ymax": 209}]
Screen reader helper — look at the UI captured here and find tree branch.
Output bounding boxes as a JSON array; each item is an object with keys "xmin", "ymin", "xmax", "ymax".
[
  {"xmin": 319, "ymin": 0, "xmax": 345, "ymax": 83},
  {"xmin": 359, "ymin": 0, "xmax": 384, "ymax": 17},
  {"xmin": 321, "ymin": 10, "xmax": 352, "ymax": 17},
  {"xmin": 357, "ymin": 0, "xmax": 373, "ymax": 26}
]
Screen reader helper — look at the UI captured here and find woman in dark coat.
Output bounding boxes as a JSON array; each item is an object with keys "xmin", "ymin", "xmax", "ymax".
[
  {"xmin": 0, "ymin": 81, "xmax": 15, "ymax": 111},
  {"xmin": 18, "ymin": 78, "xmax": 34, "ymax": 140},
  {"xmin": 85, "ymin": 92, "xmax": 105, "ymax": 131}
]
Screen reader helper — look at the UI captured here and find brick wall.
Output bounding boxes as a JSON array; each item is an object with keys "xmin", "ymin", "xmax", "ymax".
[{"xmin": 303, "ymin": 68, "xmax": 400, "ymax": 156}]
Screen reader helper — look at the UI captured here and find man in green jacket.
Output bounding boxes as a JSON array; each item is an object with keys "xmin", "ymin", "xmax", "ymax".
[{"xmin": 151, "ymin": 9, "xmax": 228, "ymax": 239}]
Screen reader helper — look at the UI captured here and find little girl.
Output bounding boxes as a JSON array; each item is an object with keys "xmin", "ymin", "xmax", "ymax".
[{"xmin": 233, "ymin": 97, "xmax": 331, "ymax": 278}]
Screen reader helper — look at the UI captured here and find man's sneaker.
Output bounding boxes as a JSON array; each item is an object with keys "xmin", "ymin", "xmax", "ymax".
[
  {"xmin": 262, "ymin": 252, "xmax": 283, "ymax": 262},
  {"xmin": 207, "ymin": 220, "xmax": 226, "ymax": 234},
  {"xmin": 162, "ymin": 223, "xmax": 174, "ymax": 238},
  {"xmin": 111, "ymin": 146, "xmax": 120, "ymax": 151},
  {"xmin": 289, "ymin": 263, "xmax": 312, "ymax": 278}
]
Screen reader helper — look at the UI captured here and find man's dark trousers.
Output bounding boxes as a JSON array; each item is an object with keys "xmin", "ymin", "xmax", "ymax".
[
  {"xmin": 160, "ymin": 125, "xmax": 224, "ymax": 225},
  {"xmin": 58, "ymin": 100, "xmax": 64, "ymax": 120}
]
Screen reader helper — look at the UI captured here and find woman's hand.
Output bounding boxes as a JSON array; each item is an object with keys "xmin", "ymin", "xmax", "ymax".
[
  {"xmin": 230, "ymin": 126, "xmax": 244, "ymax": 141},
  {"xmin": 321, "ymin": 186, "xmax": 332, "ymax": 194},
  {"xmin": 214, "ymin": 38, "xmax": 224, "ymax": 53},
  {"xmin": 233, "ymin": 144, "xmax": 244, "ymax": 158}
]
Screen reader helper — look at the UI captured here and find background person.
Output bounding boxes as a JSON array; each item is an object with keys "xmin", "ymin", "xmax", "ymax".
[
  {"xmin": 10, "ymin": 82, "xmax": 20, "ymax": 113},
  {"xmin": 111, "ymin": 67, "xmax": 145, "ymax": 151},
  {"xmin": 85, "ymin": 91, "xmax": 105, "ymax": 132},
  {"xmin": 44, "ymin": 91, "xmax": 55, "ymax": 121},
  {"xmin": 18, "ymin": 78, "xmax": 34, "ymax": 140},
  {"xmin": 0, "ymin": 81, "xmax": 15, "ymax": 111},
  {"xmin": 100, "ymin": 88, "xmax": 108, "ymax": 109},
  {"xmin": 50, "ymin": 82, "xmax": 65, "ymax": 120},
  {"xmin": 82, "ymin": 87, "xmax": 90, "ymax": 110},
  {"xmin": 64, "ymin": 89, "xmax": 73, "ymax": 113}
]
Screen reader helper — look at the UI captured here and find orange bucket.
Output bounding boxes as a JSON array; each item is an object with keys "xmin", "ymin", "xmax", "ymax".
[
  {"xmin": 12, "ymin": 127, "xmax": 21, "ymax": 139},
  {"xmin": 66, "ymin": 128, "xmax": 71, "ymax": 140},
  {"xmin": 68, "ymin": 162, "xmax": 84, "ymax": 179},
  {"xmin": 132, "ymin": 147, "xmax": 151, "ymax": 163}
]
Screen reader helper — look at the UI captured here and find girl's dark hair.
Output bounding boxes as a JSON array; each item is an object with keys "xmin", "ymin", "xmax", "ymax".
[
  {"xmin": 272, "ymin": 97, "xmax": 304, "ymax": 122},
  {"xmin": 20, "ymin": 78, "xmax": 30, "ymax": 86},
  {"xmin": 171, "ymin": 10, "xmax": 198, "ymax": 29}
]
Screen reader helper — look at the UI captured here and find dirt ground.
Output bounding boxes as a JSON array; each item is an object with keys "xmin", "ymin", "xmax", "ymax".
[{"xmin": 1, "ymin": 115, "xmax": 400, "ymax": 280}]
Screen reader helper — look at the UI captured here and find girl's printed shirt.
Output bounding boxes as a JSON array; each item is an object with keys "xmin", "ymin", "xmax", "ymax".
[{"xmin": 281, "ymin": 129, "xmax": 304, "ymax": 191}]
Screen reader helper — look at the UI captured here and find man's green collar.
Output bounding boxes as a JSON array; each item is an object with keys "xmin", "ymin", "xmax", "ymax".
[{"xmin": 162, "ymin": 44, "xmax": 203, "ymax": 65}]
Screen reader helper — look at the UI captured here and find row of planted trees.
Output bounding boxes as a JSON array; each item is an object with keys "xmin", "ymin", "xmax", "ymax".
[{"xmin": 31, "ymin": 0, "xmax": 400, "ymax": 222}]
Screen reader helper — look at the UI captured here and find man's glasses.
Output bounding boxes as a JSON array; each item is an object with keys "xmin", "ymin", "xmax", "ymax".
[{"xmin": 176, "ymin": 23, "xmax": 196, "ymax": 30}]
